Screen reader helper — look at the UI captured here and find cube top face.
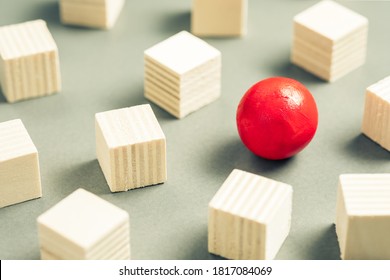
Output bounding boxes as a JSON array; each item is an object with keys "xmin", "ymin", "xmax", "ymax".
[
  {"xmin": 0, "ymin": 119, "xmax": 37, "ymax": 162},
  {"xmin": 294, "ymin": 0, "xmax": 368, "ymax": 42},
  {"xmin": 340, "ymin": 174, "xmax": 390, "ymax": 216},
  {"xmin": 0, "ymin": 20, "xmax": 57, "ymax": 60},
  {"xmin": 37, "ymin": 188, "xmax": 128, "ymax": 250},
  {"xmin": 95, "ymin": 104, "xmax": 165, "ymax": 149},
  {"xmin": 144, "ymin": 31, "xmax": 221, "ymax": 76},
  {"xmin": 209, "ymin": 169, "xmax": 293, "ymax": 223},
  {"xmin": 366, "ymin": 76, "xmax": 390, "ymax": 103}
]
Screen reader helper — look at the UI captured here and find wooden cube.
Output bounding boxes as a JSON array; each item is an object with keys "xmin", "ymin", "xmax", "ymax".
[
  {"xmin": 191, "ymin": 0, "xmax": 248, "ymax": 37},
  {"xmin": 291, "ymin": 0, "xmax": 368, "ymax": 82},
  {"xmin": 37, "ymin": 188, "xmax": 130, "ymax": 259},
  {"xmin": 362, "ymin": 76, "xmax": 390, "ymax": 151},
  {"xmin": 208, "ymin": 169, "xmax": 293, "ymax": 260},
  {"xmin": 0, "ymin": 119, "xmax": 42, "ymax": 208},
  {"xmin": 0, "ymin": 20, "xmax": 61, "ymax": 103},
  {"xmin": 95, "ymin": 104, "xmax": 167, "ymax": 192},
  {"xmin": 336, "ymin": 174, "xmax": 390, "ymax": 259},
  {"xmin": 144, "ymin": 31, "xmax": 221, "ymax": 118},
  {"xmin": 60, "ymin": 0, "xmax": 125, "ymax": 29}
]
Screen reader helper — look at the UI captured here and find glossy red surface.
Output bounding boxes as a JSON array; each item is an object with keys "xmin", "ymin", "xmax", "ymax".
[{"xmin": 236, "ymin": 77, "xmax": 318, "ymax": 160}]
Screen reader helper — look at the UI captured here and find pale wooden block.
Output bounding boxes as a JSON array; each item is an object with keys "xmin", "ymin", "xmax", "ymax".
[
  {"xmin": 95, "ymin": 104, "xmax": 167, "ymax": 192},
  {"xmin": 144, "ymin": 31, "xmax": 221, "ymax": 118},
  {"xmin": 208, "ymin": 169, "xmax": 292, "ymax": 260},
  {"xmin": 37, "ymin": 188, "xmax": 130, "ymax": 260},
  {"xmin": 191, "ymin": 0, "xmax": 247, "ymax": 37},
  {"xmin": 0, "ymin": 119, "xmax": 42, "ymax": 208},
  {"xmin": 362, "ymin": 76, "xmax": 390, "ymax": 150},
  {"xmin": 0, "ymin": 20, "xmax": 61, "ymax": 103},
  {"xmin": 60, "ymin": 0, "xmax": 124, "ymax": 29},
  {"xmin": 291, "ymin": 0, "xmax": 368, "ymax": 82},
  {"xmin": 336, "ymin": 174, "xmax": 390, "ymax": 260}
]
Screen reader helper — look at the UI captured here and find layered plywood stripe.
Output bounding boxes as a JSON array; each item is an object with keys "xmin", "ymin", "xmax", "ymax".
[
  {"xmin": 0, "ymin": 20, "xmax": 61, "ymax": 103},
  {"xmin": 0, "ymin": 119, "xmax": 42, "ymax": 208},
  {"xmin": 96, "ymin": 104, "xmax": 167, "ymax": 192},
  {"xmin": 336, "ymin": 174, "xmax": 390, "ymax": 260},
  {"xmin": 208, "ymin": 169, "xmax": 292, "ymax": 260},
  {"xmin": 362, "ymin": 76, "xmax": 390, "ymax": 151},
  {"xmin": 37, "ymin": 188, "xmax": 130, "ymax": 260},
  {"xmin": 144, "ymin": 31, "xmax": 221, "ymax": 119},
  {"xmin": 60, "ymin": 0, "xmax": 125, "ymax": 29},
  {"xmin": 291, "ymin": 0, "xmax": 368, "ymax": 82}
]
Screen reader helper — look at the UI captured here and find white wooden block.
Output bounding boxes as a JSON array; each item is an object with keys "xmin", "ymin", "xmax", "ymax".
[
  {"xmin": 144, "ymin": 31, "xmax": 221, "ymax": 118},
  {"xmin": 362, "ymin": 76, "xmax": 390, "ymax": 151},
  {"xmin": 336, "ymin": 174, "xmax": 390, "ymax": 259},
  {"xmin": 291, "ymin": 0, "xmax": 368, "ymax": 82},
  {"xmin": 60, "ymin": 0, "xmax": 124, "ymax": 29},
  {"xmin": 37, "ymin": 188, "xmax": 130, "ymax": 260},
  {"xmin": 208, "ymin": 169, "xmax": 292, "ymax": 260},
  {"xmin": 0, "ymin": 119, "xmax": 42, "ymax": 208},
  {"xmin": 191, "ymin": 0, "xmax": 247, "ymax": 37},
  {"xmin": 0, "ymin": 20, "xmax": 61, "ymax": 103},
  {"xmin": 95, "ymin": 104, "xmax": 167, "ymax": 192}
]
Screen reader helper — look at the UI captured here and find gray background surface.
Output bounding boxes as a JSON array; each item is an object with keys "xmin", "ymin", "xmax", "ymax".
[{"xmin": 0, "ymin": 0, "xmax": 389, "ymax": 260}]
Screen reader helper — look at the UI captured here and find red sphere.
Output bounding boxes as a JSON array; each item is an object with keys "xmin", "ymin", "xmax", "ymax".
[{"xmin": 236, "ymin": 77, "xmax": 318, "ymax": 160}]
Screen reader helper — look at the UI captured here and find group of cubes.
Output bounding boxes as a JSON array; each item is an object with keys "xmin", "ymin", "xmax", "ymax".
[{"xmin": 1, "ymin": 0, "xmax": 390, "ymax": 260}]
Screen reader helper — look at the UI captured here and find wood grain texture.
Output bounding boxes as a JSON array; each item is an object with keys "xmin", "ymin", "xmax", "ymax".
[
  {"xmin": 362, "ymin": 76, "xmax": 390, "ymax": 151},
  {"xmin": 336, "ymin": 174, "xmax": 390, "ymax": 259},
  {"xmin": 208, "ymin": 169, "xmax": 292, "ymax": 260},
  {"xmin": 96, "ymin": 104, "xmax": 167, "ymax": 192},
  {"xmin": 0, "ymin": 20, "xmax": 61, "ymax": 102},
  {"xmin": 144, "ymin": 31, "xmax": 221, "ymax": 119},
  {"xmin": 37, "ymin": 188, "xmax": 130, "ymax": 260},
  {"xmin": 291, "ymin": 0, "xmax": 368, "ymax": 82}
]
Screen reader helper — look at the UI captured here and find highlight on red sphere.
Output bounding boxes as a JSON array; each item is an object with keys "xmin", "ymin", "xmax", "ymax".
[{"xmin": 236, "ymin": 77, "xmax": 318, "ymax": 160}]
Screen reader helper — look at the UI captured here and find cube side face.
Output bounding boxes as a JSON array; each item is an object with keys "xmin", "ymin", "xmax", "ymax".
[
  {"xmin": 60, "ymin": 1, "xmax": 109, "ymax": 29},
  {"xmin": 0, "ymin": 153, "xmax": 42, "ymax": 208},
  {"xmin": 344, "ymin": 216, "xmax": 390, "ymax": 260},
  {"xmin": 192, "ymin": 0, "xmax": 247, "ymax": 37},
  {"xmin": 362, "ymin": 89, "xmax": 390, "ymax": 151},
  {"xmin": 208, "ymin": 207, "xmax": 266, "ymax": 260},
  {"xmin": 110, "ymin": 138, "xmax": 167, "ymax": 192},
  {"xmin": 96, "ymin": 118, "xmax": 113, "ymax": 190},
  {"xmin": 264, "ymin": 190, "xmax": 292, "ymax": 260},
  {"xmin": 335, "ymin": 181, "xmax": 349, "ymax": 259}
]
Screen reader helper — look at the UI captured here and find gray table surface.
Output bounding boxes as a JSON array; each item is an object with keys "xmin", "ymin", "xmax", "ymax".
[{"xmin": 1, "ymin": 0, "xmax": 390, "ymax": 260}]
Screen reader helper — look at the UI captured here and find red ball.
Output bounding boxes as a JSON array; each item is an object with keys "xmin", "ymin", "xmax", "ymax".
[{"xmin": 236, "ymin": 77, "xmax": 318, "ymax": 160}]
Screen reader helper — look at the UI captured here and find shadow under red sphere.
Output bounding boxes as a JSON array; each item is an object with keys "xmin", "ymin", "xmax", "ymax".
[{"xmin": 236, "ymin": 77, "xmax": 318, "ymax": 160}]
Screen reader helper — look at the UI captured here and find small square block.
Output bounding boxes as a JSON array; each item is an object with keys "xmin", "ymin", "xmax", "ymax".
[
  {"xmin": 362, "ymin": 76, "xmax": 390, "ymax": 151},
  {"xmin": 291, "ymin": 0, "xmax": 368, "ymax": 82},
  {"xmin": 60, "ymin": 0, "xmax": 125, "ymax": 29},
  {"xmin": 208, "ymin": 169, "xmax": 293, "ymax": 260},
  {"xmin": 294, "ymin": 0, "xmax": 367, "ymax": 44},
  {"xmin": 191, "ymin": 0, "xmax": 247, "ymax": 37},
  {"xmin": 0, "ymin": 119, "xmax": 41, "ymax": 208},
  {"xmin": 95, "ymin": 104, "xmax": 167, "ymax": 192},
  {"xmin": 0, "ymin": 20, "xmax": 61, "ymax": 103},
  {"xmin": 335, "ymin": 174, "xmax": 390, "ymax": 259},
  {"xmin": 144, "ymin": 31, "xmax": 221, "ymax": 118},
  {"xmin": 37, "ymin": 188, "xmax": 130, "ymax": 260}
]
